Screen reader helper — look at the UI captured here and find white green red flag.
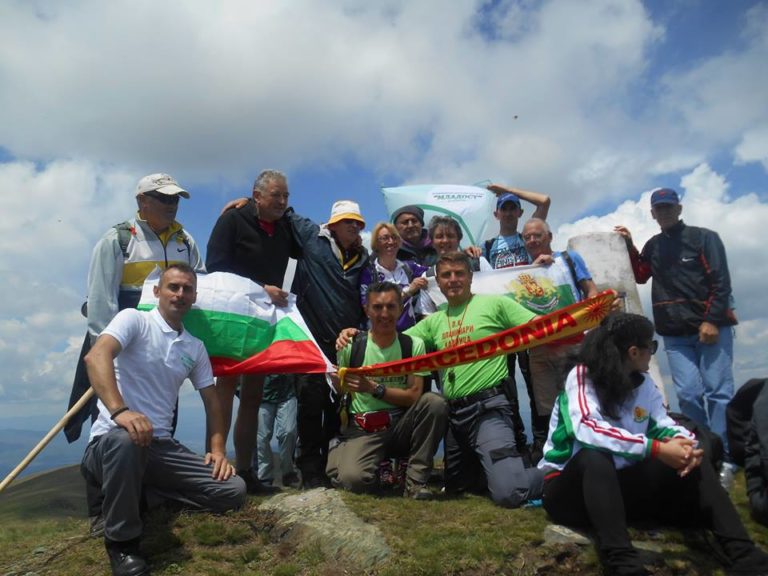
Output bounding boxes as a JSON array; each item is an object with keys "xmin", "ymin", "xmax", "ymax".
[{"xmin": 137, "ymin": 271, "xmax": 333, "ymax": 376}]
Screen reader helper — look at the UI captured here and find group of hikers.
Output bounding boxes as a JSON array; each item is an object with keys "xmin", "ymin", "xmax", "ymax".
[{"xmin": 66, "ymin": 171, "xmax": 768, "ymax": 576}]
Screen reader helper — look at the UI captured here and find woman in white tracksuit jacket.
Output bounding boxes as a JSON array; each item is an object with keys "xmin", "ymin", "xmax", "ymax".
[{"xmin": 539, "ymin": 312, "xmax": 768, "ymax": 576}]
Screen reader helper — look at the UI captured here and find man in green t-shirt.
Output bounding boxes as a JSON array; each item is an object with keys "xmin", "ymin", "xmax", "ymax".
[
  {"xmin": 405, "ymin": 252, "xmax": 544, "ymax": 508},
  {"xmin": 327, "ymin": 282, "xmax": 448, "ymax": 500}
]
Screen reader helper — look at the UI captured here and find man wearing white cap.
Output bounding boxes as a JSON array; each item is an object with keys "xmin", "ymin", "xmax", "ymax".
[
  {"xmin": 66, "ymin": 173, "xmax": 204, "ymax": 532},
  {"xmin": 288, "ymin": 199, "xmax": 369, "ymax": 488},
  {"xmin": 86, "ymin": 173, "xmax": 203, "ymax": 342}
]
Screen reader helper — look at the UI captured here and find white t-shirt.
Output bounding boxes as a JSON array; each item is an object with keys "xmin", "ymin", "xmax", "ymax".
[{"xmin": 89, "ymin": 307, "xmax": 214, "ymax": 440}]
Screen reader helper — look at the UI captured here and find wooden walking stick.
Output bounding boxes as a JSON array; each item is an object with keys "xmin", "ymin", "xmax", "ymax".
[{"xmin": 0, "ymin": 387, "xmax": 95, "ymax": 493}]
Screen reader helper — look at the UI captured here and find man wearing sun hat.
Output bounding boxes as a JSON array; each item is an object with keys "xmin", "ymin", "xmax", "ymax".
[
  {"xmin": 288, "ymin": 199, "xmax": 370, "ymax": 488},
  {"xmin": 615, "ymin": 187, "xmax": 738, "ymax": 488},
  {"xmin": 65, "ymin": 173, "xmax": 204, "ymax": 534}
]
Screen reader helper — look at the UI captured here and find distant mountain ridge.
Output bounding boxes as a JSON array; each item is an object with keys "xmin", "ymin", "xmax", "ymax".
[
  {"xmin": 0, "ymin": 464, "xmax": 86, "ymax": 521},
  {"xmin": 0, "ymin": 429, "xmax": 87, "ymax": 480}
]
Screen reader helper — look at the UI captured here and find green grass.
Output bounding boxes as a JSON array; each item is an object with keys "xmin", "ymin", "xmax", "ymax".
[{"xmin": 0, "ymin": 465, "xmax": 766, "ymax": 575}]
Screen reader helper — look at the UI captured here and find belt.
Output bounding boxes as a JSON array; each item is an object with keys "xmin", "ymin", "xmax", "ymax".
[{"xmin": 448, "ymin": 385, "xmax": 504, "ymax": 411}]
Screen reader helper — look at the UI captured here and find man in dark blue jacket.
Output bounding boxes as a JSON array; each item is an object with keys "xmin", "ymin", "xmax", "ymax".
[
  {"xmin": 616, "ymin": 187, "xmax": 738, "ymax": 487},
  {"xmin": 289, "ymin": 200, "xmax": 369, "ymax": 488}
]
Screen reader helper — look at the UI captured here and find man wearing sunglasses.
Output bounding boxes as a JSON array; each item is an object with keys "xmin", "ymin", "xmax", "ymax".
[
  {"xmin": 86, "ymin": 173, "xmax": 203, "ymax": 346},
  {"xmin": 66, "ymin": 173, "xmax": 204, "ymax": 534}
]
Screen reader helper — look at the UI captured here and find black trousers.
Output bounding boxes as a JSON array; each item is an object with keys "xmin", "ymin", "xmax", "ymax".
[
  {"xmin": 543, "ymin": 448, "xmax": 754, "ymax": 562},
  {"xmin": 296, "ymin": 373, "xmax": 340, "ymax": 481}
]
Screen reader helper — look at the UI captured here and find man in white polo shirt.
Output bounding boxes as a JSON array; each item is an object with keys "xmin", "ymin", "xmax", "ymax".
[{"xmin": 81, "ymin": 264, "xmax": 246, "ymax": 576}]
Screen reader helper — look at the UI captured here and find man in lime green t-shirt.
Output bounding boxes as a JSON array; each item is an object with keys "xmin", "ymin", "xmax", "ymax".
[
  {"xmin": 327, "ymin": 281, "xmax": 448, "ymax": 499},
  {"xmin": 404, "ymin": 252, "xmax": 544, "ymax": 508}
]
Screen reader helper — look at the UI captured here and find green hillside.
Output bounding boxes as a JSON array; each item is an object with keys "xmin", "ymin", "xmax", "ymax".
[{"xmin": 1, "ymin": 466, "xmax": 766, "ymax": 575}]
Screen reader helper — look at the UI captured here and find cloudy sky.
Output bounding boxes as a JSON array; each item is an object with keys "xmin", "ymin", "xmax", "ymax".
[{"xmin": 1, "ymin": 0, "xmax": 766, "ymax": 431}]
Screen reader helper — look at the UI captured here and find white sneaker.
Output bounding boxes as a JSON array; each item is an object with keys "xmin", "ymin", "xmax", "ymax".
[{"xmin": 719, "ymin": 462, "xmax": 736, "ymax": 491}]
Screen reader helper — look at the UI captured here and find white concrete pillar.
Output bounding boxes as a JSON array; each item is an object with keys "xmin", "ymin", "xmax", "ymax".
[{"xmin": 567, "ymin": 232, "xmax": 667, "ymax": 403}]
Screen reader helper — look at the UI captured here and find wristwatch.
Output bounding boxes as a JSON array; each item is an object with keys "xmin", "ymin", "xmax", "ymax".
[{"xmin": 372, "ymin": 383, "xmax": 387, "ymax": 399}]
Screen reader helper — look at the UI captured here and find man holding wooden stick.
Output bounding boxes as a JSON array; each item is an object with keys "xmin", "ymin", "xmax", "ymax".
[{"xmin": 81, "ymin": 264, "xmax": 245, "ymax": 576}]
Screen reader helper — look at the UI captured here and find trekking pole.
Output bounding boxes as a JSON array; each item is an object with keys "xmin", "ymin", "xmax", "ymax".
[{"xmin": 0, "ymin": 387, "xmax": 95, "ymax": 493}]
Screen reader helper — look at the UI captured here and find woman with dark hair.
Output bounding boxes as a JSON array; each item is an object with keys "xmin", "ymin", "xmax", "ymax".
[{"xmin": 539, "ymin": 313, "xmax": 768, "ymax": 576}]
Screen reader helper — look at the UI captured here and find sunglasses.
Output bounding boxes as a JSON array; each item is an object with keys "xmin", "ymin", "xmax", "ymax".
[
  {"xmin": 143, "ymin": 191, "xmax": 180, "ymax": 205},
  {"xmin": 641, "ymin": 340, "xmax": 659, "ymax": 355}
]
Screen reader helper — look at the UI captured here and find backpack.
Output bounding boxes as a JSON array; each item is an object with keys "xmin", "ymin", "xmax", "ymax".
[
  {"xmin": 349, "ymin": 331, "xmax": 414, "ymax": 369},
  {"xmin": 484, "ymin": 238, "xmax": 495, "ymax": 262},
  {"xmin": 338, "ymin": 332, "xmax": 414, "ymax": 429},
  {"xmin": 81, "ymin": 221, "xmax": 192, "ymax": 317},
  {"xmin": 114, "ymin": 221, "xmax": 192, "ymax": 259},
  {"xmin": 726, "ymin": 378, "xmax": 767, "ymax": 466}
]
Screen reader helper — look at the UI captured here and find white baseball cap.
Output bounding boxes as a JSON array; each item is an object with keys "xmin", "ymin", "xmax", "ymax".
[{"xmin": 135, "ymin": 173, "xmax": 190, "ymax": 198}]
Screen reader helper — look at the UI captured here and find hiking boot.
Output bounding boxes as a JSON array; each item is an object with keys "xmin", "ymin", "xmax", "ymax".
[
  {"xmin": 378, "ymin": 459, "xmax": 397, "ymax": 489},
  {"xmin": 720, "ymin": 462, "xmax": 737, "ymax": 492},
  {"xmin": 282, "ymin": 472, "xmax": 301, "ymax": 489},
  {"xmin": 105, "ymin": 540, "xmax": 149, "ymax": 576},
  {"xmin": 598, "ymin": 546, "xmax": 651, "ymax": 576},
  {"xmin": 237, "ymin": 468, "xmax": 281, "ymax": 495},
  {"xmin": 395, "ymin": 458, "xmax": 409, "ymax": 489},
  {"xmin": 404, "ymin": 480, "xmax": 433, "ymax": 501},
  {"xmin": 300, "ymin": 473, "xmax": 328, "ymax": 490},
  {"xmin": 89, "ymin": 514, "xmax": 105, "ymax": 538},
  {"xmin": 529, "ymin": 438, "xmax": 545, "ymax": 466},
  {"xmin": 725, "ymin": 547, "xmax": 768, "ymax": 576}
]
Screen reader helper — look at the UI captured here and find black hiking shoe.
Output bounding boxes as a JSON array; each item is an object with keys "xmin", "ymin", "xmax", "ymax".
[
  {"xmin": 237, "ymin": 468, "xmax": 281, "ymax": 495},
  {"xmin": 105, "ymin": 539, "xmax": 149, "ymax": 576},
  {"xmin": 404, "ymin": 480, "xmax": 433, "ymax": 501}
]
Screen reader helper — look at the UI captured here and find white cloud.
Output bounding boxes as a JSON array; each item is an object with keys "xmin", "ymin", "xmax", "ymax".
[
  {"xmin": 734, "ymin": 124, "xmax": 768, "ymax": 171},
  {"xmin": 0, "ymin": 0, "xmax": 663, "ymax": 214},
  {"xmin": 657, "ymin": 4, "xmax": 768, "ymax": 167},
  {"xmin": 0, "ymin": 160, "xmax": 135, "ymax": 412},
  {"xmin": 0, "ymin": 0, "xmax": 763, "ymax": 218}
]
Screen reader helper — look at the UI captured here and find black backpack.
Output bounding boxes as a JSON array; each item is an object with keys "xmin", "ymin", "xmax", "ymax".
[{"xmin": 338, "ymin": 332, "xmax": 414, "ymax": 429}]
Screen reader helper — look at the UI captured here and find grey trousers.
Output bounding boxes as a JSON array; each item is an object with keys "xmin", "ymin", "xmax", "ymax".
[
  {"xmin": 445, "ymin": 393, "xmax": 544, "ymax": 508},
  {"xmin": 82, "ymin": 427, "xmax": 247, "ymax": 542},
  {"xmin": 326, "ymin": 392, "xmax": 448, "ymax": 493}
]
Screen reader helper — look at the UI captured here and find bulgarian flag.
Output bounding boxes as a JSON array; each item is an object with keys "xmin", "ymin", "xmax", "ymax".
[
  {"xmin": 426, "ymin": 261, "xmax": 583, "ymax": 314},
  {"xmin": 138, "ymin": 271, "xmax": 333, "ymax": 376}
]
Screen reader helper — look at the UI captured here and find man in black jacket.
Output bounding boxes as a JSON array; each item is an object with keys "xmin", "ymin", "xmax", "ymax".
[
  {"xmin": 616, "ymin": 187, "xmax": 738, "ymax": 487},
  {"xmin": 206, "ymin": 169, "xmax": 299, "ymax": 493}
]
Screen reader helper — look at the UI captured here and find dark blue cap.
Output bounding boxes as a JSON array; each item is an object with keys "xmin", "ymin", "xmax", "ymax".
[
  {"xmin": 496, "ymin": 192, "xmax": 521, "ymax": 209},
  {"xmin": 650, "ymin": 188, "xmax": 680, "ymax": 206}
]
